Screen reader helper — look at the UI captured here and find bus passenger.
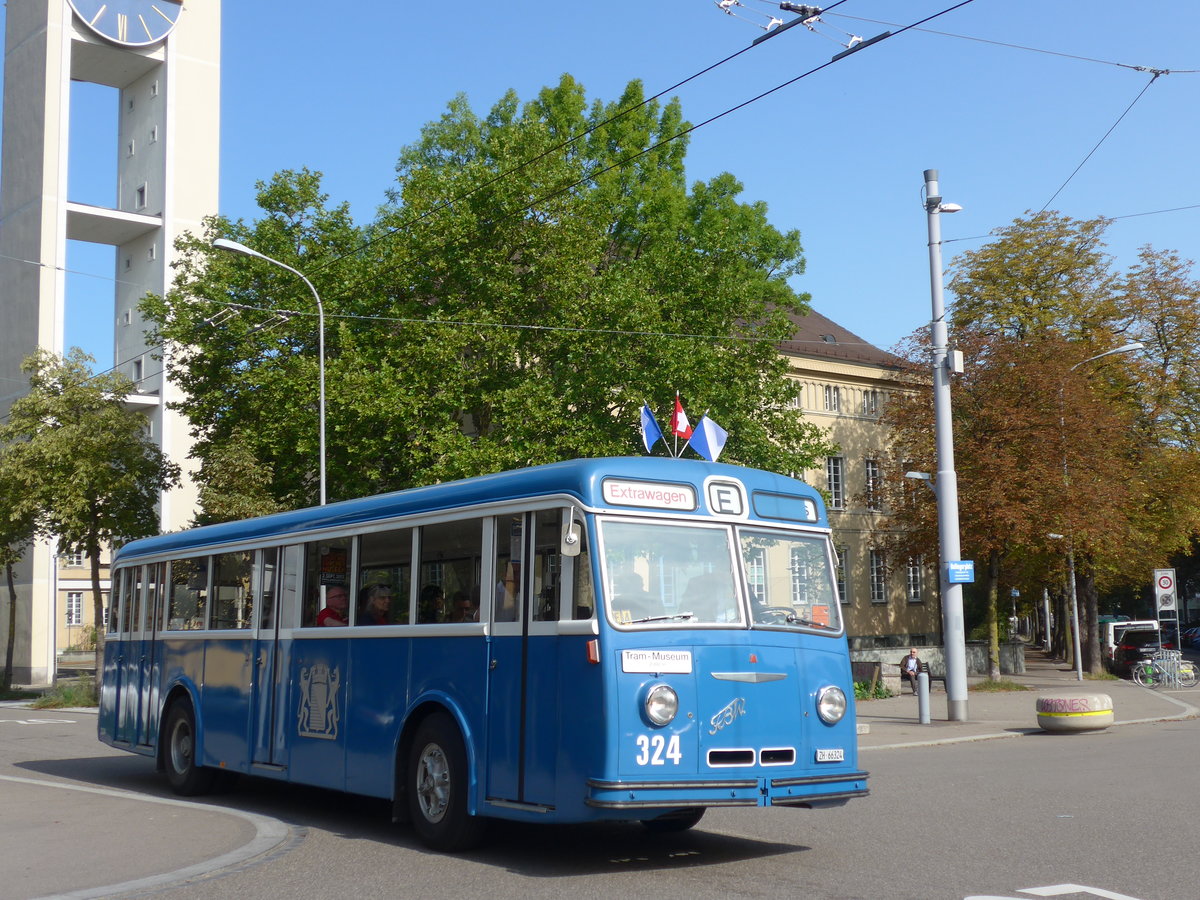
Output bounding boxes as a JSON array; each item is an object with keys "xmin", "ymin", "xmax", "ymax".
[
  {"xmin": 447, "ymin": 590, "xmax": 478, "ymax": 623},
  {"xmin": 357, "ymin": 584, "xmax": 393, "ymax": 626},
  {"xmin": 317, "ymin": 585, "xmax": 349, "ymax": 626},
  {"xmin": 419, "ymin": 584, "xmax": 445, "ymax": 623}
]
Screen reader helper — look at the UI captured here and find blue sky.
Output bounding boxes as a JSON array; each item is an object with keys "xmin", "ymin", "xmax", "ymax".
[{"xmin": 5, "ymin": 0, "xmax": 1199, "ymax": 368}]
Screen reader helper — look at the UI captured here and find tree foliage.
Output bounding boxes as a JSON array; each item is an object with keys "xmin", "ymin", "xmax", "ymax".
[
  {"xmin": 882, "ymin": 213, "xmax": 1200, "ymax": 675},
  {"xmin": 1, "ymin": 350, "xmax": 180, "ymax": 662},
  {"xmin": 145, "ymin": 76, "xmax": 834, "ymax": 516}
]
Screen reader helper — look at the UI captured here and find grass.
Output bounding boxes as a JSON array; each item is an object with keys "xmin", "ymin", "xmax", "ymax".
[
  {"xmin": 30, "ymin": 676, "xmax": 98, "ymax": 708},
  {"xmin": 0, "ymin": 686, "xmax": 39, "ymax": 702},
  {"xmin": 970, "ymin": 678, "xmax": 1029, "ymax": 692}
]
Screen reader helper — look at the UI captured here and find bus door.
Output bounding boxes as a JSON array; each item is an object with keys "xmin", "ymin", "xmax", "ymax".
[
  {"xmin": 113, "ymin": 565, "xmax": 143, "ymax": 745},
  {"xmin": 485, "ymin": 509, "xmax": 563, "ymax": 808},
  {"xmin": 251, "ymin": 546, "xmax": 292, "ymax": 768},
  {"xmin": 134, "ymin": 563, "xmax": 165, "ymax": 748}
]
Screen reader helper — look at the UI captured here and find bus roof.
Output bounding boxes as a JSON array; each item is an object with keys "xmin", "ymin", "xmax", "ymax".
[{"xmin": 114, "ymin": 457, "xmax": 827, "ymax": 564}]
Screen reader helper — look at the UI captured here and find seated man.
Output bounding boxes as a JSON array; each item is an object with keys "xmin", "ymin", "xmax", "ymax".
[
  {"xmin": 317, "ymin": 585, "xmax": 350, "ymax": 626},
  {"xmin": 900, "ymin": 648, "xmax": 922, "ymax": 695}
]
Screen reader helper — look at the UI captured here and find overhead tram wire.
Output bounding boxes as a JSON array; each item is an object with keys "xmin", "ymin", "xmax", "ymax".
[
  {"xmin": 321, "ymin": 0, "xmax": 979, "ymax": 310},
  {"xmin": 1039, "ymin": 72, "xmax": 1164, "ymax": 212},
  {"xmin": 824, "ymin": 12, "xmax": 1199, "ymax": 74}
]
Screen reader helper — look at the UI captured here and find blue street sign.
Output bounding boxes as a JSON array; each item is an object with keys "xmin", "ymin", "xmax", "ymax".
[{"xmin": 946, "ymin": 561, "xmax": 975, "ymax": 584}]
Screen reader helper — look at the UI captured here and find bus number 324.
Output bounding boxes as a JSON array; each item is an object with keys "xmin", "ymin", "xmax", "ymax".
[{"xmin": 635, "ymin": 733, "xmax": 682, "ymax": 765}]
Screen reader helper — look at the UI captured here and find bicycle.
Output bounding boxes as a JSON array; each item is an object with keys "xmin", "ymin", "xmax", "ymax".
[{"xmin": 1130, "ymin": 651, "xmax": 1198, "ymax": 688}]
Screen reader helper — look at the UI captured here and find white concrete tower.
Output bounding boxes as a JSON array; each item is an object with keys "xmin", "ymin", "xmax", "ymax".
[{"xmin": 0, "ymin": 0, "xmax": 220, "ymax": 682}]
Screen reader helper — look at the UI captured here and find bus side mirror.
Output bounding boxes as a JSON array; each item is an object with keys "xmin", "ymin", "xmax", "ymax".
[{"xmin": 561, "ymin": 509, "xmax": 582, "ymax": 557}]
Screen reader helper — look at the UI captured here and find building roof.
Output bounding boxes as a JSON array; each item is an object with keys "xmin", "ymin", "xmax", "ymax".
[{"xmin": 778, "ymin": 307, "xmax": 905, "ymax": 370}]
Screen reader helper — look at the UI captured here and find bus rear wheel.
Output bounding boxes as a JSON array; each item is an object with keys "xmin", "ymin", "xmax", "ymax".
[
  {"xmin": 163, "ymin": 701, "xmax": 215, "ymax": 796},
  {"xmin": 407, "ymin": 712, "xmax": 485, "ymax": 852},
  {"xmin": 641, "ymin": 807, "xmax": 706, "ymax": 833}
]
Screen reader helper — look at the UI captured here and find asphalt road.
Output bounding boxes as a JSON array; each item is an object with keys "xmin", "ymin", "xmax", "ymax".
[{"xmin": 2, "ymin": 707, "xmax": 1195, "ymax": 900}]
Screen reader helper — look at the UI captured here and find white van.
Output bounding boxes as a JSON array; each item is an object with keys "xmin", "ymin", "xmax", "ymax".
[{"xmin": 1101, "ymin": 619, "xmax": 1159, "ymax": 664}]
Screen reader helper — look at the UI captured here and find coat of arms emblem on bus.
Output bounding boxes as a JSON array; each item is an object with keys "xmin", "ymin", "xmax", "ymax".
[{"xmin": 298, "ymin": 662, "xmax": 341, "ymax": 740}]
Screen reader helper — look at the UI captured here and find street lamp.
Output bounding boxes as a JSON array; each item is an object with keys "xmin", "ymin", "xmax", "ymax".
[
  {"xmin": 1055, "ymin": 341, "xmax": 1144, "ymax": 680},
  {"xmin": 923, "ymin": 169, "xmax": 969, "ymax": 722},
  {"xmin": 212, "ymin": 238, "xmax": 327, "ymax": 506}
]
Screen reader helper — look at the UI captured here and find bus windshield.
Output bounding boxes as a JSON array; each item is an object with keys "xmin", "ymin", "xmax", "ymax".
[
  {"xmin": 600, "ymin": 518, "xmax": 840, "ymax": 632},
  {"xmin": 740, "ymin": 529, "xmax": 840, "ymax": 632},
  {"xmin": 602, "ymin": 519, "xmax": 742, "ymax": 625}
]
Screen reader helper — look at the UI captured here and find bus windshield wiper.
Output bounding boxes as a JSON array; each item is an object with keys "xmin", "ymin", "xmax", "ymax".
[{"xmin": 629, "ymin": 612, "xmax": 695, "ymax": 624}]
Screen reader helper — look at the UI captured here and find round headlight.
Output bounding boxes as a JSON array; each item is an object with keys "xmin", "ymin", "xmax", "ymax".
[
  {"xmin": 644, "ymin": 683, "xmax": 679, "ymax": 726},
  {"xmin": 816, "ymin": 685, "xmax": 847, "ymax": 724}
]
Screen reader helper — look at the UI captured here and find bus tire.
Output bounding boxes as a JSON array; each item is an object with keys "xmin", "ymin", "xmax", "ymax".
[
  {"xmin": 407, "ymin": 712, "xmax": 485, "ymax": 852},
  {"xmin": 641, "ymin": 807, "xmax": 706, "ymax": 833},
  {"xmin": 163, "ymin": 700, "xmax": 215, "ymax": 796}
]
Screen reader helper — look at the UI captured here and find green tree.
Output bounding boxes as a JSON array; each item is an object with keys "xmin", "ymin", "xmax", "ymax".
[
  {"xmin": 2, "ymin": 350, "xmax": 180, "ymax": 666},
  {"xmin": 0, "ymin": 445, "xmax": 38, "ymax": 691},
  {"xmin": 146, "ymin": 76, "xmax": 834, "ymax": 515},
  {"xmin": 884, "ymin": 215, "xmax": 1200, "ymax": 676}
]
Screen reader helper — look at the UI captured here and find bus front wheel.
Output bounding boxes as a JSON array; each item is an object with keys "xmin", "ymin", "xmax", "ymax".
[
  {"xmin": 163, "ymin": 701, "xmax": 215, "ymax": 796},
  {"xmin": 407, "ymin": 712, "xmax": 485, "ymax": 852}
]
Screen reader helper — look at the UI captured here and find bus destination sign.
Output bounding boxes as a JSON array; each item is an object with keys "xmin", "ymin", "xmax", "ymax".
[{"xmin": 602, "ymin": 479, "xmax": 697, "ymax": 511}]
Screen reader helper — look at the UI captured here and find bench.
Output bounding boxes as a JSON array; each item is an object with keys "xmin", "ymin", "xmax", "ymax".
[{"xmin": 899, "ymin": 661, "xmax": 946, "ymax": 691}]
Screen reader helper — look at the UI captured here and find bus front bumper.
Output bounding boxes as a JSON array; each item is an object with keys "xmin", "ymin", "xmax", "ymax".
[{"xmin": 584, "ymin": 770, "xmax": 869, "ymax": 809}]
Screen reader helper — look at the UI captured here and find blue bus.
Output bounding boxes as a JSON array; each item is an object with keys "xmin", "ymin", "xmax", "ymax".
[{"xmin": 99, "ymin": 457, "xmax": 867, "ymax": 850}]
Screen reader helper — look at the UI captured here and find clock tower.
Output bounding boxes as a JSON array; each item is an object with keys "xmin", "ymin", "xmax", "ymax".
[{"xmin": 0, "ymin": 0, "xmax": 220, "ymax": 683}]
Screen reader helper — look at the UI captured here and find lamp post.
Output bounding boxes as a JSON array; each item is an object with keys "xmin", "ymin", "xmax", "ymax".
[
  {"xmin": 922, "ymin": 169, "xmax": 968, "ymax": 722},
  {"xmin": 212, "ymin": 238, "xmax": 327, "ymax": 506},
  {"xmin": 1054, "ymin": 341, "xmax": 1144, "ymax": 680}
]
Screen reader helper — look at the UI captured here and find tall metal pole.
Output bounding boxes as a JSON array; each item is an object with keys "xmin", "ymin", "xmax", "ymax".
[
  {"xmin": 923, "ymin": 169, "xmax": 969, "ymax": 722},
  {"xmin": 212, "ymin": 239, "xmax": 327, "ymax": 505},
  {"xmin": 1067, "ymin": 544, "xmax": 1083, "ymax": 681}
]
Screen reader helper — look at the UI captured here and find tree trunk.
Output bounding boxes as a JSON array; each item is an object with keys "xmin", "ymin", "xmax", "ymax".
[
  {"xmin": 89, "ymin": 535, "xmax": 105, "ymax": 676},
  {"xmin": 1079, "ymin": 557, "xmax": 1104, "ymax": 675},
  {"xmin": 985, "ymin": 550, "xmax": 1001, "ymax": 679},
  {"xmin": 3, "ymin": 562, "xmax": 16, "ymax": 691}
]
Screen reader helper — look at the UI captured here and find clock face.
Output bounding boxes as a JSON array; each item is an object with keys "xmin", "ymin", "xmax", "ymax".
[{"xmin": 68, "ymin": 0, "xmax": 184, "ymax": 48}]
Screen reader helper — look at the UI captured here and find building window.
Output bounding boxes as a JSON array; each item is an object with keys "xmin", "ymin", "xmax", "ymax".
[
  {"xmin": 66, "ymin": 592, "xmax": 83, "ymax": 626},
  {"xmin": 835, "ymin": 545, "xmax": 848, "ymax": 604},
  {"xmin": 870, "ymin": 549, "xmax": 887, "ymax": 604},
  {"xmin": 150, "ymin": 125, "xmax": 159, "ymax": 143},
  {"xmin": 823, "ymin": 385, "xmax": 840, "ymax": 413},
  {"xmin": 135, "ymin": 184, "xmax": 147, "ymax": 209},
  {"xmin": 861, "ymin": 389, "xmax": 880, "ymax": 416},
  {"xmin": 127, "ymin": 139, "xmax": 135, "ymax": 157},
  {"xmin": 147, "ymin": 244, "xmax": 156, "ymax": 261},
  {"xmin": 745, "ymin": 548, "xmax": 765, "ymax": 604},
  {"xmin": 150, "ymin": 80, "xmax": 159, "ymax": 97},
  {"xmin": 865, "ymin": 459, "xmax": 882, "ymax": 511},
  {"xmin": 64, "ymin": 550, "xmax": 84, "ymax": 567},
  {"xmin": 132, "ymin": 358, "xmax": 143, "ymax": 382},
  {"xmin": 906, "ymin": 557, "xmax": 923, "ymax": 603},
  {"xmin": 825, "ymin": 457, "xmax": 844, "ymax": 510}
]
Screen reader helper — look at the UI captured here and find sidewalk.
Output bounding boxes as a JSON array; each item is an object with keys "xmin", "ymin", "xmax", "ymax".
[{"xmin": 855, "ymin": 648, "xmax": 1199, "ymax": 750}]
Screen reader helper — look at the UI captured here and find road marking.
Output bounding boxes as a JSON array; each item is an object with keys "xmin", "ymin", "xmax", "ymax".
[
  {"xmin": 0, "ymin": 774, "xmax": 297, "ymax": 900},
  {"xmin": 0, "ymin": 718, "xmax": 76, "ymax": 725},
  {"xmin": 965, "ymin": 884, "xmax": 1146, "ymax": 900}
]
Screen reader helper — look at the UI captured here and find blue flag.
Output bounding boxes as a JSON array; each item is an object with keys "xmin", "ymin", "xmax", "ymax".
[
  {"xmin": 690, "ymin": 415, "xmax": 728, "ymax": 462},
  {"xmin": 640, "ymin": 404, "xmax": 664, "ymax": 453}
]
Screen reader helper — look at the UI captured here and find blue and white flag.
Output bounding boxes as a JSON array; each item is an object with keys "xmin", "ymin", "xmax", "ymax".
[
  {"xmin": 640, "ymin": 404, "xmax": 665, "ymax": 453},
  {"xmin": 690, "ymin": 415, "xmax": 728, "ymax": 462}
]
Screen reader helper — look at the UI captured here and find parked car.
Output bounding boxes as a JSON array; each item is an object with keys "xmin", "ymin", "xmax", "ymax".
[{"xmin": 1112, "ymin": 629, "xmax": 1164, "ymax": 678}]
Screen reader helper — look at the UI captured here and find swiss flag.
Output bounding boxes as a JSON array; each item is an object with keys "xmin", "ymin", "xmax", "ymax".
[{"xmin": 670, "ymin": 393, "xmax": 693, "ymax": 439}]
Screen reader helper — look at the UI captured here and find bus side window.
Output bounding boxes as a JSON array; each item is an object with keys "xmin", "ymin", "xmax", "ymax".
[
  {"xmin": 532, "ymin": 509, "xmax": 560, "ymax": 621},
  {"xmin": 167, "ymin": 557, "xmax": 210, "ymax": 630},
  {"xmin": 572, "ymin": 544, "xmax": 594, "ymax": 621},
  {"xmin": 418, "ymin": 518, "xmax": 482, "ymax": 624},
  {"xmin": 493, "ymin": 515, "xmax": 522, "ymax": 623},
  {"xmin": 211, "ymin": 551, "xmax": 253, "ymax": 630},
  {"xmin": 358, "ymin": 527, "xmax": 412, "ymax": 625},
  {"xmin": 108, "ymin": 568, "xmax": 124, "ymax": 634},
  {"xmin": 302, "ymin": 537, "xmax": 353, "ymax": 627}
]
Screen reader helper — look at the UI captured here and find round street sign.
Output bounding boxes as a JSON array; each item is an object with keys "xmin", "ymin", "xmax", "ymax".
[{"xmin": 1158, "ymin": 573, "xmax": 1175, "ymax": 591}]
